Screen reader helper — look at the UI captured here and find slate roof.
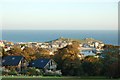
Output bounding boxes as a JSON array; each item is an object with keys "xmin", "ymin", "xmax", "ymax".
[
  {"xmin": 29, "ymin": 59, "xmax": 51, "ymax": 68},
  {"xmin": 2, "ymin": 55, "xmax": 24, "ymax": 66}
]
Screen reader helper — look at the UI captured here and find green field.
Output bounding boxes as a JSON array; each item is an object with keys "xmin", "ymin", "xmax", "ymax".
[
  {"xmin": 48, "ymin": 37, "xmax": 100, "ymax": 44},
  {"xmin": 1, "ymin": 76, "xmax": 119, "ymax": 80}
]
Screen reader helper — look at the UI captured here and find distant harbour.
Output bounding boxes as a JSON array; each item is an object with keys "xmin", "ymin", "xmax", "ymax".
[{"xmin": 2, "ymin": 30, "xmax": 118, "ymax": 45}]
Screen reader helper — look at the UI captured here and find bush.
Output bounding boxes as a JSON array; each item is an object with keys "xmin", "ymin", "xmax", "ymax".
[
  {"xmin": 8, "ymin": 71, "xmax": 18, "ymax": 75},
  {"xmin": 36, "ymin": 69, "xmax": 43, "ymax": 76},
  {"xmin": 2, "ymin": 71, "xmax": 8, "ymax": 75},
  {"xmin": 44, "ymin": 72, "xmax": 61, "ymax": 77},
  {"xmin": 44, "ymin": 72, "xmax": 55, "ymax": 76},
  {"xmin": 20, "ymin": 67, "xmax": 43, "ymax": 76},
  {"xmin": 44, "ymin": 70, "xmax": 62, "ymax": 77},
  {"xmin": 19, "ymin": 70, "xmax": 28, "ymax": 75}
]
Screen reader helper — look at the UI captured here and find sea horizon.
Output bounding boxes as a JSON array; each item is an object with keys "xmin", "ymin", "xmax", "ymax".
[{"xmin": 2, "ymin": 30, "xmax": 118, "ymax": 45}]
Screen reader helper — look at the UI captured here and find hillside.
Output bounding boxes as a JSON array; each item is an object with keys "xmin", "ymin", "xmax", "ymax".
[{"xmin": 47, "ymin": 37, "xmax": 102, "ymax": 44}]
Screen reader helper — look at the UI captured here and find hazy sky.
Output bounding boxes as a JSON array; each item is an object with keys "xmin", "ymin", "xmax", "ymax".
[{"xmin": 1, "ymin": 0, "xmax": 118, "ymax": 30}]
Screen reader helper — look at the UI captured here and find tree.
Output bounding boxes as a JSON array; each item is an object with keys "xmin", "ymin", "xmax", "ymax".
[
  {"xmin": 105, "ymin": 62, "xmax": 120, "ymax": 78},
  {"xmin": 101, "ymin": 46, "xmax": 120, "ymax": 78},
  {"xmin": 1, "ymin": 47, "xmax": 6, "ymax": 56},
  {"xmin": 6, "ymin": 47, "xmax": 23, "ymax": 55},
  {"xmin": 36, "ymin": 48, "xmax": 48, "ymax": 53},
  {"xmin": 20, "ymin": 44, "xmax": 25, "ymax": 47},
  {"xmin": 33, "ymin": 48, "xmax": 50, "ymax": 59},
  {"xmin": 52, "ymin": 44, "xmax": 83, "ymax": 76},
  {"xmin": 34, "ymin": 52, "xmax": 50, "ymax": 59},
  {"xmin": 82, "ymin": 56, "xmax": 103, "ymax": 76},
  {"xmin": 23, "ymin": 47, "xmax": 36, "ymax": 61}
]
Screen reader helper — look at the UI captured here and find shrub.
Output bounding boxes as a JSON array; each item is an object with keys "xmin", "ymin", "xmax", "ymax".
[
  {"xmin": 8, "ymin": 71, "xmax": 18, "ymax": 75},
  {"xmin": 44, "ymin": 70, "xmax": 62, "ymax": 77},
  {"xmin": 2, "ymin": 71, "xmax": 8, "ymax": 75},
  {"xmin": 36, "ymin": 69, "xmax": 43, "ymax": 76},
  {"xmin": 20, "ymin": 67, "xmax": 43, "ymax": 76},
  {"xmin": 19, "ymin": 70, "xmax": 28, "ymax": 75},
  {"xmin": 55, "ymin": 70, "xmax": 62, "ymax": 77}
]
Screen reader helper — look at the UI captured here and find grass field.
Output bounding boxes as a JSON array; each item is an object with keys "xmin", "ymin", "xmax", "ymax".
[
  {"xmin": 1, "ymin": 76, "xmax": 119, "ymax": 80},
  {"xmin": 47, "ymin": 37, "xmax": 100, "ymax": 44}
]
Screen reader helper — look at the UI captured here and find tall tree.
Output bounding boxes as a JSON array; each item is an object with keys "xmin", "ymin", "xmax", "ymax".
[
  {"xmin": 53, "ymin": 44, "xmax": 83, "ymax": 76},
  {"xmin": 6, "ymin": 47, "xmax": 23, "ymax": 55},
  {"xmin": 23, "ymin": 47, "xmax": 36, "ymax": 61},
  {"xmin": 33, "ymin": 48, "xmax": 50, "ymax": 59},
  {"xmin": 82, "ymin": 55, "xmax": 103, "ymax": 76},
  {"xmin": 101, "ymin": 46, "xmax": 120, "ymax": 78}
]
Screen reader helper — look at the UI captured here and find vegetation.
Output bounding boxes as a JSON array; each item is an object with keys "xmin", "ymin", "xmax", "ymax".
[
  {"xmin": 64, "ymin": 38, "xmax": 99, "ymax": 43},
  {"xmin": 2, "ymin": 67, "xmax": 18, "ymax": 76},
  {"xmin": 82, "ymin": 55, "xmax": 103, "ymax": 76},
  {"xmin": 53, "ymin": 44, "xmax": 81, "ymax": 76},
  {"xmin": 2, "ymin": 76, "xmax": 119, "ymax": 80},
  {"xmin": 20, "ymin": 67, "xmax": 43, "ymax": 76},
  {"xmin": 43, "ymin": 70, "xmax": 62, "ymax": 77},
  {"xmin": 101, "ymin": 45, "xmax": 120, "ymax": 78},
  {"xmin": 47, "ymin": 37, "xmax": 100, "ymax": 43},
  {"xmin": 7, "ymin": 71, "xmax": 18, "ymax": 75},
  {"xmin": 33, "ymin": 48, "xmax": 50, "ymax": 59},
  {"xmin": 2, "ymin": 43, "xmax": 120, "ymax": 79},
  {"xmin": 4, "ymin": 47, "xmax": 50, "ymax": 61},
  {"xmin": 52, "ymin": 44, "xmax": 120, "ymax": 78}
]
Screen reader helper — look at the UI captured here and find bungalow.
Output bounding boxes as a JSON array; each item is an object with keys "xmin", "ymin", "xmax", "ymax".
[
  {"xmin": 2, "ymin": 55, "xmax": 28, "ymax": 71},
  {"xmin": 29, "ymin": 59, "xmax": 57, "ymax": 72}
]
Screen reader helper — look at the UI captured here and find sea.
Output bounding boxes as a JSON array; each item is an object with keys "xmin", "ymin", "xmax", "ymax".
[{"xmin": 2, "ymin": 30, "xmax": 118, "ymax": 45}]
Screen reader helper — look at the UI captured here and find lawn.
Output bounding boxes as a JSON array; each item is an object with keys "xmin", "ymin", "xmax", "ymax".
[
  {"xmin": 1, "ymin": 76, "xmax": 119, "ymax": 80},
  {"xmin": 62, "ymin": 38, "xmax": 100, "ymax": 43},
  {"xmin": 47, "ymin": 37, "xmax": 100, "ymax": 44}
]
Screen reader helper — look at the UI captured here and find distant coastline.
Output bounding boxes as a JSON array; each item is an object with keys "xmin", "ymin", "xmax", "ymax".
[{"xmin": 2, "ymin": 30, "xmax": 118, "ymax": 45}]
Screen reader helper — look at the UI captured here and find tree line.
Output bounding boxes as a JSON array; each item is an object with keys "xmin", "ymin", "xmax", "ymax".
[{"xmin": 53, "ymin": 44, "xmax": 120, "ymax": 78}]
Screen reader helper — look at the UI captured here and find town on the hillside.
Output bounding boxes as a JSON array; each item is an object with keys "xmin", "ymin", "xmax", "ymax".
[
  {"xmin": 0, "ymin": 37, "xmax": 119, "ymax": 79},
  {"xmin": 0, "ymin": 37, "xmax": 104, "ymax": 58}
]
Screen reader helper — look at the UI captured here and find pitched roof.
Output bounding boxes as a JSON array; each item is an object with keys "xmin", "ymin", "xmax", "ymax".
[
  {"xmin": 2, "ymin": 55, "xmax": 24, "ymax": 66},
  {"xmin": 29, "ymin": 59, "xmax": 51, "ymax": 69}
]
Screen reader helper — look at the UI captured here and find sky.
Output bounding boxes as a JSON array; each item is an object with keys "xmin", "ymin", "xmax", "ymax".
[{"xmin": 0, "ymin": 0, "xmax": 119, "ymax": 30}]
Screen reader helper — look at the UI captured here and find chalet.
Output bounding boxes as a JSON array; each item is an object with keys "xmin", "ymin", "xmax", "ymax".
[
  {"xmin": 2, "ymin": 55, "xmax": 28, "ymax": 71},
  {"xmin": 29, "ymin": 59, "xmax": 57, "ymax": 72}
]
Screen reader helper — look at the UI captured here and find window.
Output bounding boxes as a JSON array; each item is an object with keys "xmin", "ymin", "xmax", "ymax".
[
  {"xmin": 49, "ymin": 63, "xmax": 50, "ymax": 67},
  {"xmin": 41, "ymin": 60, "xmax": 43, "ymax": 62},
  {"xmin": 12, "ymin": 57, "xmax": 15, "ymax": 60},
  {"xmin": 2, "ymin": 60, "xmax": 5, "ymax": 62},
  {"xmin": 51, "ymin": 61, "xmax": 52, "ymax": 65}
]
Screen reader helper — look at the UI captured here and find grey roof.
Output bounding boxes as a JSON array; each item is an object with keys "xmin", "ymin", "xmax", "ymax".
[
  {"xmin": 29, "ymin": 59, "xmax": 51, "ymax": 69},
  {"xmin": 2, "ymin": 55, "xmax": 24, "ymax": 66}
]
